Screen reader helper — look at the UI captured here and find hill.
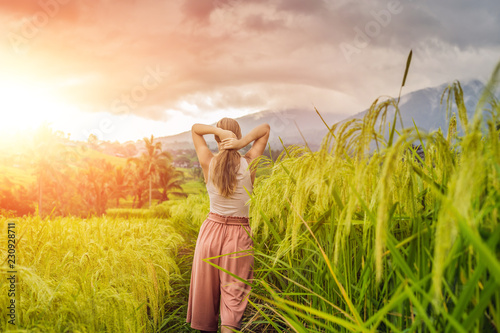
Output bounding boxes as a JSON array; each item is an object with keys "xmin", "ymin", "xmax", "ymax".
[
  {"xmin": 150, "ymin": 109, "xmax": 346, "ymax": 151},
  {"xmin": 343, "ymin": 79, "xmax": 486, "ymax": 137}
]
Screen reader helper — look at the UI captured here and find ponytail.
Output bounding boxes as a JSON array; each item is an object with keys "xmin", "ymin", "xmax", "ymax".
[
  {"xmin": 211, "ymin": 117, "xmax": 243, "ymax": 197},
  {"xmin": 212, "ymin": 150, "xmax": 241, "ymax": 197}
]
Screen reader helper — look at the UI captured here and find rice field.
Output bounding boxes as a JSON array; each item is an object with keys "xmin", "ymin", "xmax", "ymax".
[
  {"xmin": 0, "ymin": 193, "xmax": 211, "ymax": 332},
  {"xmin": 0, "ymin": 214, "xmax": 185, "ymax": 332},
  {"xmin": 243, "ymin": 66, "xmax": 500, "ymax": 332},
  {"xmin": 1, "ymin": 65, "xmax": 499, "ymax": 332}
]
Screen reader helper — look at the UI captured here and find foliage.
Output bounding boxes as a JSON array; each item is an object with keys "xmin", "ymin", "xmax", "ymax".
[
  {"xmin": 128, "ymin": 135, "xmax": 173, "ymax": 208},
  {"xmin": 76, "ymin": 158, "xmax": 115, "ymax": 215},
  {"xmin": 155, "ymin": 164, "xmax": 187, "ymax": 202},
  {"xmin": 0, "ymin": 132, "xmax": 188, "ymax": 217},
  {"xmin": 244, "ymin": 66, "xmax": 500, "ymax": 332},
  {"xmin": 0, "ymin": 177, "xmax": 34, "ymax": 216}
]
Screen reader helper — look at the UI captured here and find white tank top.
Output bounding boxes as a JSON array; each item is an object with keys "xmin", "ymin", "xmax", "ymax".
[{"xmin": 206, "ymin": 155, "xmax": 253, "ymax": 217}]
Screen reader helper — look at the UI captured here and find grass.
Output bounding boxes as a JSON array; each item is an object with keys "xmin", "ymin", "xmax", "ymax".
[
  {"xmin": 180, "ymin": 180, "xmax": 207, "ymax": 196},
  {"xmin": 240, "ymin": 64, "xmax": 500, "ymax": 332}
]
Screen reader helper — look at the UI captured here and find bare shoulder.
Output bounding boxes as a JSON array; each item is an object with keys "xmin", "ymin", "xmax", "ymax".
[{"xmin": 202, "ymin": 156, "xmax": 215, "ymax": 183}]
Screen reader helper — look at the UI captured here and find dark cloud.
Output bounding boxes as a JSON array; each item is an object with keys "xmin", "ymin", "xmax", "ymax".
[
  {"xmin": 181, "ymin": 0, "xmax": 220, "ymax": 23},
  {"xmin": 181, "ymin": 0, "xmax": 269, "ymax": 23},
  {"xmin": 243, "ymin": 15, "xmax": 285, "ymax": 32},
  {"xmin": 333, "ymin": 0, "xmax": 500, "ymax": 49},
  {"xmin": 276, "ymin": 0, "xmax": 326, "ymax": 14}
]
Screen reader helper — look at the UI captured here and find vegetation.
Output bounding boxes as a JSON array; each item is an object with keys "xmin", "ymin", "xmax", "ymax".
[
  {"xmin": 0, "ymin": 195, "xmax": 209, "ymax": 332},
  {"xmin": 241, "ymin": 64, "xmax": 500, "ymax": 332},
  {"xmin": 0, "ymin": 214, "xmax": 184, "ymax": 332},
  {"xmin": 128, "ymin": 135, "xmax": 172, "ymax": 208},
  {"xmin": 0, "ymin": 132, "xmax": 189, "ymax": 217}
]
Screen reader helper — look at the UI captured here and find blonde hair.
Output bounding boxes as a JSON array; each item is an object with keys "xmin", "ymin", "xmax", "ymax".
[{"xmin": 212, "ymin": 118, "xmax": 242, "ymax": 198}]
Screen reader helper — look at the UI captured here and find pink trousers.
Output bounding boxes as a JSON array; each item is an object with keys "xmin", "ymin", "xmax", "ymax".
[{"xmin": 186, "ymin": 212, "xmax": 254, "ymax": 331}]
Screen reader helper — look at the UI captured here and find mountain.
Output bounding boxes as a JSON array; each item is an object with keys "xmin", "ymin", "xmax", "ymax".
[
  {"xmin": 147, "ymin": 79, "xmax": 488, "ymax": 152},
  {"xmin": 153, "ymin": 108, "xmax": 347, "ymax": 151},
  {"xmin": 344, "ymin": 79, "xmax": 486, "ymax": 137}
]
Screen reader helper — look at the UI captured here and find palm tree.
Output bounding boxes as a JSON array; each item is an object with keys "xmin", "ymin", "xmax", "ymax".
[
  {"xmin": 78, "ymin": 158, "xmax": 114, "ymax": 215},
  {"xmin": 129, "ymin": 162, "xmax": 149, "ymax": 208},
  {"xmin": 190, "ymin": 165, "xmax": 203, "ymax": 181},
  {"xmin": 128, "ymin": 135, "xmax": 171, "ymax": 208},
  {"xmin": 156, "ymin": 163, "xmax": 187, "ymax": 202},
  {"xmin": 109, "ymin": 165, "xmax": 132, "ymax": 207}
]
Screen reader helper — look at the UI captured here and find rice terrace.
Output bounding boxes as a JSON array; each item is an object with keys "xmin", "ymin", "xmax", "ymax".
[{"xmin": 1, "ymin": 1, "xmax": 499, "ymax": 332}]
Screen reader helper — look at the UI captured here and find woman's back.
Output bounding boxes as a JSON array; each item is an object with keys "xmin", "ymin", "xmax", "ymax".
[
  {"xmin": 188, "ymin": 120, "xmax": 269, "ymax": 332},
  {"xmin": 206, "ymin": 155, "xmax": 253, "ymax": 217}
]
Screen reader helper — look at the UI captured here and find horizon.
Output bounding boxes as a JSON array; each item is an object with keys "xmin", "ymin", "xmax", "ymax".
[{"xmin": 4, "ymin": 77, "xmax": 490, "ymax": 146}]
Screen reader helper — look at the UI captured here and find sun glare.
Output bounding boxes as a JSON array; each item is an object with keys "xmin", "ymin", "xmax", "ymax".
[{"xmin": 0, "ymin": 79, "xmax": 71, "ymax": 137}]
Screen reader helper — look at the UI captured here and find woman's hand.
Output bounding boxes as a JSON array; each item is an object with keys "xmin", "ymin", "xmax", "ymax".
[{"xmin": 221, "ymin": 137, "xmax": 242, "ymax": 150}]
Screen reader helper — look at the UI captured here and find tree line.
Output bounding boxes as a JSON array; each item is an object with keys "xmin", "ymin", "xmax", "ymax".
[{"xmin": 0, "ymin": 126, "xmax": 187, "ymax": 217}]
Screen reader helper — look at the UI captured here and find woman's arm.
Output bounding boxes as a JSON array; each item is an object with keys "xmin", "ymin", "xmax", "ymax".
[
  {"xmin": 222, "ymin": 123, "xmax": 270, "ymax": 161},
  {"xmin": 191, "ymin": 124, "xmax": 236, "ymax": 181}
]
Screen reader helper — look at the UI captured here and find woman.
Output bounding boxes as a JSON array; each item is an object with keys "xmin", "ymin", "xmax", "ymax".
[{"xmin": 187, "ymin": 118, "xmax": 270, "ymax": 333}]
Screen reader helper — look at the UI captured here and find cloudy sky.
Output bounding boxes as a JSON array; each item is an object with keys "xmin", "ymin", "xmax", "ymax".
[{"xmin": 1, "ymin": 0, "xmax": 499, "ymax": 142}]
